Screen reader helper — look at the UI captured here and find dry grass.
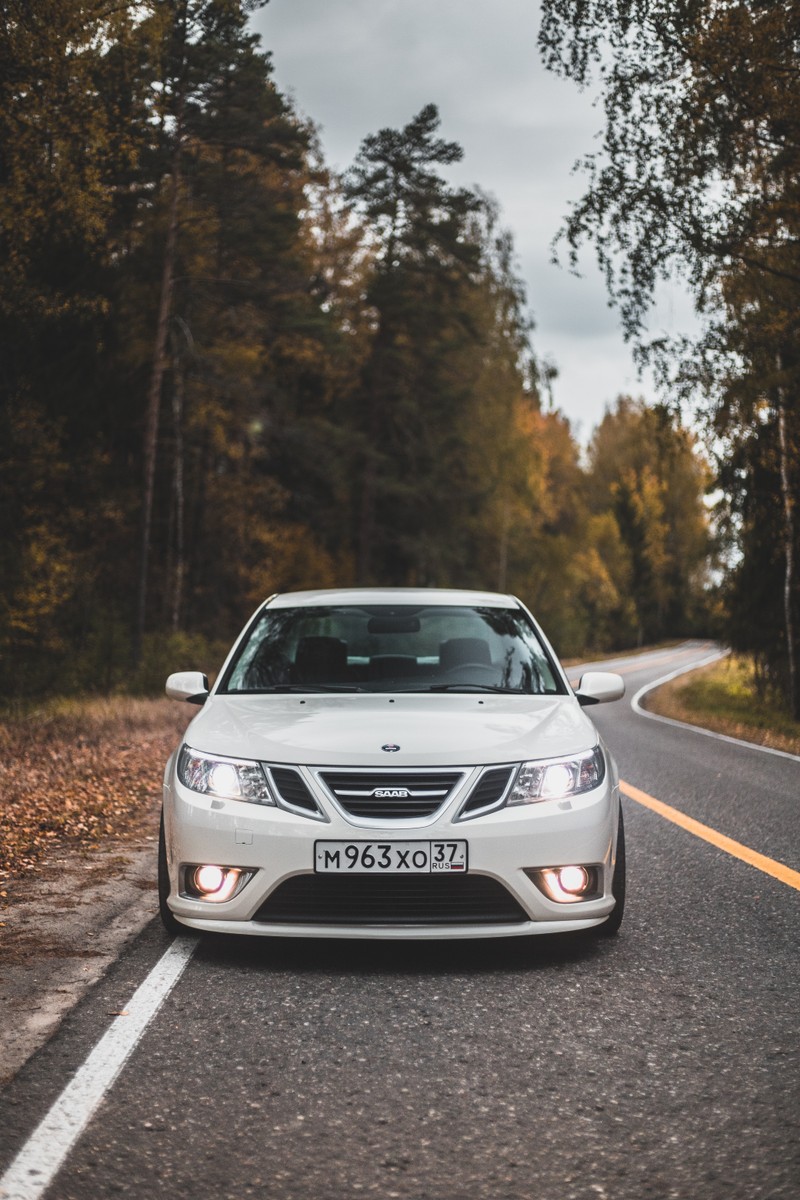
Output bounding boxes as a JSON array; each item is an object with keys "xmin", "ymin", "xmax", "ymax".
[
  {"xmin": 0, "ymin": 696, "xmax": 193, "ymax": 886},
  {"xmin": 646, "ymin": 654, "xmax": 800, "ymax": 756}
]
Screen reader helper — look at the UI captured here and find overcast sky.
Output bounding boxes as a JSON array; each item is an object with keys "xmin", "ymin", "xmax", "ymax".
[{"xmin": 252, "ymin": 0, "xmax": 697, "ymax": 442}]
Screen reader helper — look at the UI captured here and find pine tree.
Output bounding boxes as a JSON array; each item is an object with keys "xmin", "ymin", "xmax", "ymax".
[{"xmin": 345, "ymin": 105, "xmax": 485, "ymax": 582}]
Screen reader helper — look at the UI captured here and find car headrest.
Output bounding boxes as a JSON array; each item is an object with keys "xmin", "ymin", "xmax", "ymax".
[{"xmin": 439, "ymin": 637, "xmax": 492, "ymax": 670}]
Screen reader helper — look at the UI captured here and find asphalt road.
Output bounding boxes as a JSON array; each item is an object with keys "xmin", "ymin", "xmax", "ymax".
[{"xmin": 2, "ymin": 642, "xmax": 798, "ymax": 1200}]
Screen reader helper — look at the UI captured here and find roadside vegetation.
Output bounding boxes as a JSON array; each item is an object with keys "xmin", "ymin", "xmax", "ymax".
[
  {"xmin": 0, "ymin": 698, "xmax": 191, "ymax": 888},
  {"xmin": 646, "ymin": 655, "xmax": 800, "ymax": 757}
]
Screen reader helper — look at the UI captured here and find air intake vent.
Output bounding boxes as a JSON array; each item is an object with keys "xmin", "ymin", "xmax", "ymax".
[
  {"xmin": 269, "ymin": 767, "xmax": 320, "ymax": 815},
  {"xmin": 319, "ymin": 770, "xmax": 463, "ymax": 820},
  {"xmin": 460, "ymin": 766, "xmax": 515, "ymax": 817},
  {"xmin": 253, "ymin": 874, "xmax": 528, "ymax": 926}
]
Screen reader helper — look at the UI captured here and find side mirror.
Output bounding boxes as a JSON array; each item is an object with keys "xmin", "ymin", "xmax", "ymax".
[
  {"xmin": 166, "ymin": 671, "xmax": 209, "ymax": 705},
  {"xmin": 575, "ymin": 671, "xmax": 625, "ymax": 706}
]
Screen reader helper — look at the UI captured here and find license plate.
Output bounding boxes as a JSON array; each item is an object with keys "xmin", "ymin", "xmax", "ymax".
[{"xmin": 314, "ymin": 840, "xmax": 468, "ymax": 874}]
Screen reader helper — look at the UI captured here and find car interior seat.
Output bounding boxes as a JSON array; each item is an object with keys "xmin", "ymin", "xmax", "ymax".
[
  {"xmin": 294, "ymin": 636, "xmax": 348, "ymax": 683},
  {"xmin": 439, "ymin": 637, "xmax": 492, "ymax": 671}
]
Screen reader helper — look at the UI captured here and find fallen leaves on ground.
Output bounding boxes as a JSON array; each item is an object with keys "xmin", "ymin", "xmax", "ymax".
[{"xmin": 0, "ymin": 697, "xmax": 192, "ymax": 886}]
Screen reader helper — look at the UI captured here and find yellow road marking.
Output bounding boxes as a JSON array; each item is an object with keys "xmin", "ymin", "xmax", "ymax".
[{"xmin": 620, "ymin": 780, "xmax": 800, "ymax": 892}]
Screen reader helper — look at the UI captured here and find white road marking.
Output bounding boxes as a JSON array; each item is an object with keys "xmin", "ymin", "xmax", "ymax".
[
  {"xmin": 630, "ymin": 650, "xmax": 800, "ymax": 764},
  {"xmin": 0, "ymin": 937, "xmax": 198, "ymax": 1200},
  {"xmin": 574, "ymin": 640, "xmax": 717, "ymax": 678}
]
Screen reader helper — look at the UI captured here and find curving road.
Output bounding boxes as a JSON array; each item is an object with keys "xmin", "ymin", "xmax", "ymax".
[{"xmin": 1, "ymin": 642, "xmax": 798, "ymax": 1200}]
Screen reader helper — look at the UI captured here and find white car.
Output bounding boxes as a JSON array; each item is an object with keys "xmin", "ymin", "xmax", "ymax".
[{"xmin": 160, "ymin": 588, "xmax": 626, "ymax": 940}]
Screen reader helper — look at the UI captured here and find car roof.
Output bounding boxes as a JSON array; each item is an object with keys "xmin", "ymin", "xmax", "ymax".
[{"xmin": 266, "ymin": 587, "xmax": 520, "ymax": 609}]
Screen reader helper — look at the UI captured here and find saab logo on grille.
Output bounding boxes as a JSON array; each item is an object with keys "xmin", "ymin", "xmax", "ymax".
[{"xmin": 372, "ymin": 787, "xmax": 411, "ymax": 798}]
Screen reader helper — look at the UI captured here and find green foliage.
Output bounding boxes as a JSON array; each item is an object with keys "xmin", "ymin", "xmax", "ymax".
[
  {"xmin": 127, "ymin": 629, "xmax": 232, "ymax": 696},
  {"xmin": 586, "ymin": 398, "xmax": 712, "ymax": 644},
  {"xmin": 344, "ymin": 105, "xmax": 487, "ymax": 583},
  {"xmin": 538, "ymin": 0, "xmax": 800, "ymax": 711}
]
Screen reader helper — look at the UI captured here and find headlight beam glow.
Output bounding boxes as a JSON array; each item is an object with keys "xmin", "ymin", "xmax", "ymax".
[
  {"xmin": 507, "ymin": 746, "xmax": 605, "ymax": 806},
  {"xmin": 178, "ymin": 746, "xmax": 275, "ymax": 805}
]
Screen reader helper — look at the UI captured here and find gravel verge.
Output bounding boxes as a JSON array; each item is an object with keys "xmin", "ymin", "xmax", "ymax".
[{"xmin": 0, "ymin": 833, "xmax": 161, "ymax": 1087}]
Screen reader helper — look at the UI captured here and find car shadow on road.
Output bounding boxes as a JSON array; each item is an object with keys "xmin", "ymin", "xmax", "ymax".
[{"xmin": 190, "ymin": 928, "xmax": 611, "ymax": 977}]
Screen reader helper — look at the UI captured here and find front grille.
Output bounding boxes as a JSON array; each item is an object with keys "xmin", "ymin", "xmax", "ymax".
[
  {"xmin": 319, "ymin": 770, "xmax": 464, "ymax": 820},
  {"xmin": 269, "ymin": 767, "xmax": 320, "ymax": 815},
  {"xmin": 253, "ymin": 874, "xmax": 528, "ymax": 926},
  {"xmin": 460, "ymin": 766, "xmax": 515, "ymax": 816}
]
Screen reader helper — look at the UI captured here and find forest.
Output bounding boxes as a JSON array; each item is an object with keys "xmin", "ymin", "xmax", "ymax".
[{"xmin": 0, "ymin": 0, "xmax": 796, "ymax": 717}]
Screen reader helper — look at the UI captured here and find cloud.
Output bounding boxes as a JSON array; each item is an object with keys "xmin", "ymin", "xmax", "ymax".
[{"xmin": 254, "ymin": 0, "xmax": 695, "ymax": 436}]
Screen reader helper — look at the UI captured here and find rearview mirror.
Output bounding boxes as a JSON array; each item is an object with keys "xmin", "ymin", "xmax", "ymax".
[
  {"xmin": 575, "ymin": 671, "xmax": 625, "ymax": 706},
  {"xmin": 166, "ymin": 671, "xmax": 209, "ymax": 705},
  {"xmin": 367, "ymin": 616, "xmax": 421, "ymax": 634}
]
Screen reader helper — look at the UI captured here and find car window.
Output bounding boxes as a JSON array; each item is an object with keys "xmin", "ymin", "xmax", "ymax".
[{"xmin": 221, "ymin": 605, "xmax": 564, "ymax": 695}]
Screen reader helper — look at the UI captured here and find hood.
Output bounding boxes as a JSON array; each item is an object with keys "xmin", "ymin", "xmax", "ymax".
[{"xmin": 182, "ymin": 692, "xmax": 600, "ymax": 767}]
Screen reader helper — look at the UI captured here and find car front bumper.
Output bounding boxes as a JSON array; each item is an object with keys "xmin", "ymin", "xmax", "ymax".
[{"xmin": 162, "ymin": 759, "xmax": 621, "ymax": 939}]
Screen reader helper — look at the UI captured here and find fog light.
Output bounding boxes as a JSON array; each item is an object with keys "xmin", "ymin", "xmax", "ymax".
[
  {"xmin": 194, "ymin": 864, "xmax": 225, "ymax": 894},
  {"xmin": 557, "ymin": 865, "xmax": 589, "ymax": 894},
  {"xmin": 186, "ymin": 864, "xmax": 246, "ymax": 903},
  {"xmin": 526, "ymin": 864, "xmax": 599, "ymax": 904}
]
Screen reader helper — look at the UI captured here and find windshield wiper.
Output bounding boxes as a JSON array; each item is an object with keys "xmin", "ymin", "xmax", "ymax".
[{"xmin": 419, "ymin": 684, "xmax": 530, "ymax": 694}]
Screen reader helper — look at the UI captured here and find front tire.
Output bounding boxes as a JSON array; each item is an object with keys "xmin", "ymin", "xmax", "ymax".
[
  {"xmin": 596, "ymin": 806, "xmax": 626, "ymax": 937},
  {"xmin": 158, "ymin": 810, "xmax": 185, "ymax": 936}
]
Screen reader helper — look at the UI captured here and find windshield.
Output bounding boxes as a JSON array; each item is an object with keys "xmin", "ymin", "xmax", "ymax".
[{"xmin": 221, "ymin": 604, "xmax": 565, "ymax": 695}]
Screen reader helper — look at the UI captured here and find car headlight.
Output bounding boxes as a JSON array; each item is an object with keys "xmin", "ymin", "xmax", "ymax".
[
  {"xmin": 178, "ymin": 746, "xmax": 275, "ymax": 805},
  {"xmin": 507, "ymin": 746, "xmax": 605, "ymax": 805}
]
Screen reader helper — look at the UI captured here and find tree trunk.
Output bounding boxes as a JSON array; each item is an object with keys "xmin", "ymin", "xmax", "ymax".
[
  {"xmin": 497, "ymin": 498, "xmax": 510, "ymax": 592},
  {"xmin": 357, "ymin": 445, "xmax": 377, "ymax": 584},
  {"xmin": 133, "ymin": 118, "xmax": 183, "ymax": 664},
  {"xmin": 776, "ymin": 366, "xmax": 797, "ymax": 718},
  {"xmin": 357, "ymin": 318, "xmax": 391, "ymax": 583},
  {"xmin": 171, "ymin": 348, "xmax": 186, "ymax": 632}
]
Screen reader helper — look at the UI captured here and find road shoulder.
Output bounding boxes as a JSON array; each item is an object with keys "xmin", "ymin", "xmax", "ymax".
[
  {"xmin": 641, "ymin": 652, "xmax": 800, "ymax": 758},
  {"xmin": 0, "ymin": 836, "xmax": 159, "ymax": 1087}
]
